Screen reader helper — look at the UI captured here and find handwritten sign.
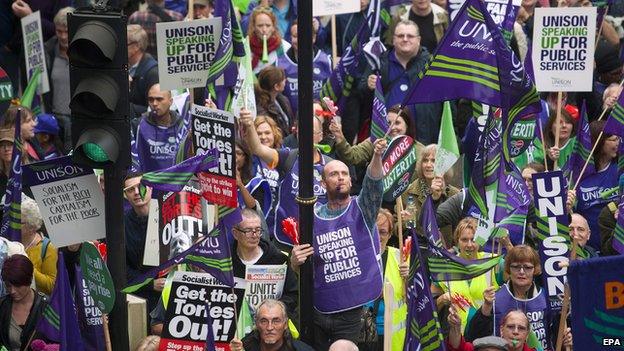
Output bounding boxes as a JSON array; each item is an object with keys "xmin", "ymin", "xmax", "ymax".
[
  {"xmin": 156, "ymin": 18, "xmax": 221, "ymax": 90},
  {"xmin": 24, "ymin": 156, "xmax": 106, "ymax": 247}
]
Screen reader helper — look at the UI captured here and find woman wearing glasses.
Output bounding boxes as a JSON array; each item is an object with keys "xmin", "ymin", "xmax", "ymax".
[{"xmin": 465, "ymin": 245, "xmax": 572, "ymax": 351}]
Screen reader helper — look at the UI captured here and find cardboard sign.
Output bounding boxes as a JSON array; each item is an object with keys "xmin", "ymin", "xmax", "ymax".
[
  {"xmin": 191, "ymin": 105, "xmax": 237, "ymax": 208},
  {"xmin": 532, "ymin": 170, "xmax": 569, "ymax": 314},
  {"xmin": 160, "ymin": 271, "xmax": 243, "ymax": 351},
  {"xmin": 382, "ymin": 135, "xmax": 417, "ymax": 202},
  {"xmin": 21, "ymin": 11, "xmax": 49, "ymax": 94},
  {"xmin": 158, "ymin": 180, "xmax": 209, "ymax": 263},
  {"xmin": 156, "ymin": 18, "xmax": 222, "ymax": 90},
  {"xmin": 24, "ymin": 156, "xmax": 106, "ymax": 247},
  {"xmin": 313, "ymin": 0, "xmax": 360, "ymax": 16},
  {"xmin": 532, "ymin": 8, "xmax": 596, "ymax": 92},
  {"xmin": 80, "ymin": 243, "xmax": 115, "ymax": 314}
]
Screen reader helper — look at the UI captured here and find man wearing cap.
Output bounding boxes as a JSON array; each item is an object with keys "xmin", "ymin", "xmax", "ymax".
[
  {"xmin": 32, "ymin": 114, "xmax": 63, "ymax": 160},
  {"xmin": 193, "ymin": 0, "xmax": 214, "ymax": 19}
]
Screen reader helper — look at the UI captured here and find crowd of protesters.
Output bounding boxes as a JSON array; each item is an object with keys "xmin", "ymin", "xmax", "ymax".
[{"xmin": 0, "ymin": 0, "xmax": 623, "ymax": 350}]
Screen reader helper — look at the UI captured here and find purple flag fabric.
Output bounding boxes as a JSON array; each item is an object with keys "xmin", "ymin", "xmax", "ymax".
[
  {"xmin": 403, "ymin": 232, "xmax": 445, "ymax": 351},
  {"xmin": 0, "ymin": 108, "xmax": 21, "ymax": 241},
  {"xmin": 36, "ymin": 252, "xmax": 85, "ymax": 351},
  {"xmin": 320, "ymin": 21, "xmax": 371, "ymax": 114},
  {"xmin": 363, "ymin": 37, "xmax": 387, "ymax": 73},
  {"xmin": 141, "ymin": 148, "xmax": 219, "ymax": 193},
  {"xmin": 123, "ymin": 222, "xmax": 235, "ymax": 292},
  {"xmin": 566, "ymin": 100, "xmax": 595, "ymax": 187},
  {"xmin": 493, "ymin": 159, "xmax": 529, "ymax": 243},
  {"xmin": 74, "ymin": 265, "xmax": 106, "ymax": 351},
  {"xmin": 603, "ymin": 92, "xmax": 624, "ymax": 137},
  {"xmin": 370, "ymin": 75, "xmax": 389, "ymax": 141},
  {"xmin": 420, "ymin": 195, "xmax": 443, "ymax": 247},
  {"xmin": 426, "ymin": 238, "xmax": 501, "ymax": 281}
]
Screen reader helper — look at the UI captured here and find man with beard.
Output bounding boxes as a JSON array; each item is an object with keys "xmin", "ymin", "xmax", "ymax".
[{"xmin": 290, "ymin": 138, "xmax": 387, "ymax": 350}]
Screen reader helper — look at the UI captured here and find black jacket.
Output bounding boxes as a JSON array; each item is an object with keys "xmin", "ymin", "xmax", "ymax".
[
  {"xmin": 0, "ymin": 290, "xmax": 49, "ymax": 350},
  {"xmin": 242, "ymin": 329, "xmax": 314, "ymax": 351},
  {"xmin": 129, "ymin": 53, "xmax": 159, "ymax": 118},
  {"xmin": 231, "ymin": 238, "xmax": 299, "ymax": 321}
]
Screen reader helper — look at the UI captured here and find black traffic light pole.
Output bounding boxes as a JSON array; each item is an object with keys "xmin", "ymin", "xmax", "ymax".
[{"xmin": 296, "ymin": 0, "xmax": 315, "ymax": 344}]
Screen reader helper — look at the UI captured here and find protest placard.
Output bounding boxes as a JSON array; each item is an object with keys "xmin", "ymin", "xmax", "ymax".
[
  {"xmin": 532, "ymin": 7, "xmax": 596, "ymax": 92},
  {"xmin": 313, "ymin": 0, "xmax": 360, "ymax": 16},
  {"xmin": 160, "ymin": 271, "xmax": 243, "ymax": 351},
  {"xmin": 448, "ymin": 0, "xmax": 521, "ymax": 22},
  {"xmin": 24, "ymin": 156, "xmax": 106, "ymax": 247},
  {"xmin": 156, "ymin": 18, "xmax": 222, "ymax": 90},
  {"xmin": 80, "ymin": 242, "xmax": 115, "ymax": 314},
  {"xmin": 531, "ymin": 171, "xmax": 569, "ymax": 317},
  {"xmin": 21, "ymin": 11, "xmax": 49, "ymax": 94},
  {"xmin": 382, "ymin": 135, "xmax": 417, "ymax": 202},
  {"xmin": 158, "ymin": 180, "xmax": 209, "ymax": 263},
  {"xmin": 244, "ymin": 265, "xmax": 287, "ymax": 313},
  {"xmin": 191, "ymin": 105, "xmax": 237, "ymax": 208}
]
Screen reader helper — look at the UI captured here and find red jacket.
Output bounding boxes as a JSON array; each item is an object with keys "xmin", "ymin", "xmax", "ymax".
[{"xmin": 446, "ymin": 336, "xmax": 536, "ymax": 351}]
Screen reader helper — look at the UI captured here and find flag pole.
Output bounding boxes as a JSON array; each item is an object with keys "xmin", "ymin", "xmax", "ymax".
[
  {"xmin": 594, "ymin": 77, "xmax": 624, "ymax": 122},
  {"xmin": 396, "ymin": 197, "xmax": 405, "ymax": 256},
  {"xmin": 537, "ymin": 118, "xmax": 548, "ymax": 172},
  {"xmin": 383, "ymin": 282, "xmax": 393, "ymax": 351},
  {"xmin": 572, "ymin": 130, "xmax": 603, "ymax": 192},
  {"xmin": 594, "ymin": 5, "xmax": 608, "ymax": 51},
  {"xmin": 555, "ymin": 238, "xmax": 577, "ymax": 351},
  {"xmin": 331, "ymin": 15, "xmax": 338, "ymax": 69},
  {"xmin": 103, "ymin": 314, "xmax": 112, "ymax": 351},
  {"xmin": 554, "ymin": 91, "xmax": 563, "ymax": 170}
]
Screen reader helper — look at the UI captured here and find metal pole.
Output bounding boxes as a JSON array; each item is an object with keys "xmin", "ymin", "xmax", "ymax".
[
  {"xmin": 104, "ymin": 165, "xmax": 129, "ymax": 351},
  {"xmin": 296, "ymin": 0, "xmax": 315, "ymax": 344}
]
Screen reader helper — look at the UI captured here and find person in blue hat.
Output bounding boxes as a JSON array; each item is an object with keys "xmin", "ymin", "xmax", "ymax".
[{"xmin": 33, "ymin": 114, "xmax": 64, "ymax": 160}]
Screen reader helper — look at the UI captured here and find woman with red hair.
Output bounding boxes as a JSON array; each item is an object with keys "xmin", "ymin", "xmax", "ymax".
[{"xmin": 248, "ymin": 7, "xmax": 291, "ymax": 74}]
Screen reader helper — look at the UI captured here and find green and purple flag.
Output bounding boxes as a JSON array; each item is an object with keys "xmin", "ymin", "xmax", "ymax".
[
  {"xmin": 493, "ymin": 159, "xmax": 529, "ymax": 242},
  {"xmin": 403, "ymin": 232, "xmax": 445, "ymax": 351},
  {"xmin": 434, "ymin": 101, "xmax": 459, "ymax": 176},
  {"xmin": 566, "ymin": 100, "xmax": 595, "ymax": 187},
  {"xmin": 205, "ymin": 0, "xmax": 245, "ymax": 110},
  {"xmin": 0, "ymin": 108, "xmax": 21, "ymax": 242},
  {"xmin": 36, "ymin": 252, "xmax": 85, "ymax": 351},
  {"xmin": 421, "ymin": 195, "xmax": 443, "ymax": 247},
  {"xmin": 370, "ymin": 75, "xmax": 389, "ymax": 141},
  {"xmin": 123, "ymin": 223, "xmax": 235, "ymax": 293},
  {"xmin": 320, "ymin": 21, "xmax": 371, "ymax": 114},
  {"xmin": 427, "ymin": 239, "xmax": 501, "ymax": 282},
  {"xmin": 141, "ymin": 149, "xmax": 219, "ymax": 193},
  {"xmin": 21, "ymin": 67, "xmax": 40, "ymax": 110},
  {"xmin": 603, "ymin": 92, "xmax": 624, "ymax": 137}
]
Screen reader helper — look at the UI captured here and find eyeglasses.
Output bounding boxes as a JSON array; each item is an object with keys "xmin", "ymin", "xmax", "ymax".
[
  {"xmin": 258, "ymin": 317, "xmax": 284, "ymax": 327},
  {"xmin": 394, "ymin": 33, "xmax": 419, "ymax": 40},
  {"xmin": 235, "ymin": 227, "xmax": 263, "ymax": 237},
  {"xmin": 510, "ymin": 264, "xmax": 534, "ymax": 272},
  {"xmin": 504, "ymin": 324, "xmax": 528, "ymax": 333}
]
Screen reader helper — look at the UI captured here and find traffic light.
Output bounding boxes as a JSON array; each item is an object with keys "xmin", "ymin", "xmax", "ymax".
[{"xmin": 67, "ymin": 8, "xmax": 130, "ymax": 169}]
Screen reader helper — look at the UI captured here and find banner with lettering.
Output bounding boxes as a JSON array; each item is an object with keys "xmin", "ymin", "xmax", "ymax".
[
  {"xmin": 532, "ymin": 8, "xmax": 596, "ymax": 92},
  {"xmin": 74, "ymin": 266, "xmax": 106, "ymax": 351},
  {"xmin": 156, "ymin": 18, "xmax": 222, "ymax": 90},
  {"xmin": 382, "ymin": 135, "xmax": 417, "ymax": 202},
  {"xmin": 243, "ymin": 265, "xmax": 286, "ymax": 313},
  {"xmin": 569, "ymin": 255, "xmax": 624, "ymax": 349},
  {"xmin": 448, "ymin": 0, "xmax": 521, "ymax": 23},
  {"xmin": 531, "ymin": 171, "xmax": 570, "ymax": 314},
  {"xmin": 159, "ymin": 271, "xmax": 243, "ymax": 351},
  {"xmin": 24, "ymin": 156, "xmax": 106, "ymax": 247},
  {"xmin": 191, "ymin": 105, "xmax": 237, "ymax": 208},
  {"xmin": 0, "ymin": 67, "xmax": 13, "ymax": 115},
  {"xmin": 21, "ymin": 11, "xmax": 49, "ymax": 94},
  {"xmin": 158, "ymin": 180, "xmax": 209, "ymax": 263}
]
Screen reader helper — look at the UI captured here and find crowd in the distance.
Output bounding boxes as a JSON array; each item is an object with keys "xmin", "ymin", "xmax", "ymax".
[{"xmin": 0, "ymin": 0, "xmax": 623, "ymax": 350}]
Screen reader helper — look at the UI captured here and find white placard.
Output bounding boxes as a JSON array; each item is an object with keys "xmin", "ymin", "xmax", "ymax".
[
  {"xmin": 532, "ymin": 7, "xmax": 597, "ymax": 92},
  {"xmin": 156, "ymin": 18, "xmax": 222, "ymax": 90},
  {"xmin": 313, "ymin": 0, "xmax": 360, "ymax": 17},
  {"xmin": 21, "ymin": 11, "xmax": 50, "ymax": 94}
]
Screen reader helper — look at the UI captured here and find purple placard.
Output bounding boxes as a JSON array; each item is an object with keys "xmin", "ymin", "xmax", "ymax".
[{"xmin": 23, "ymin": 156, "xmax": 94, "ymax": 187}]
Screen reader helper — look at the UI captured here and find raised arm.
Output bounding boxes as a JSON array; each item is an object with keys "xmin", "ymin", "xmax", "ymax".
[{"xmin": 239, "ymin": 109, "xmax": 278, "ymax": 166}]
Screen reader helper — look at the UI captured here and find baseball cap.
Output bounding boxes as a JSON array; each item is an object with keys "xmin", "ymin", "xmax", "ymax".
[
  {"xmin": 0, "ymin": 128, "xmax": 14, "ymax": 143},
  {"xmin": 472, "ymin": 336, "xmax": 508, "ymax": 351},
  {"xmin": 34, "ymin": 114, "xmax": 60, "ymax": 136},
  {"xmin": 194, "ymin": 0, "xmax": 213, "ymax": 6}
]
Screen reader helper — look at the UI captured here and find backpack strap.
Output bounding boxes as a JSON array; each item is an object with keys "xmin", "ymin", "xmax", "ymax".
[{"xmin": 40, "ymin": 236, "xmax": 51, "ymax": 261}]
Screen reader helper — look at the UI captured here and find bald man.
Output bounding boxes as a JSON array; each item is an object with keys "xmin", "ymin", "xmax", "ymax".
[
  {"xmin": 131, "ymin": 83, "xmax": 186, "ymax": 172},
  {"xmin": 329, "ymin": 339, "xmax": 359, "ymax": 351},
  {"xmin": 569, "ymin": 213, "xmax": 598, "ymax": 257},
  {"xmin": 291, "ymin": 139, "xmax": 387, "ymax": 350}
]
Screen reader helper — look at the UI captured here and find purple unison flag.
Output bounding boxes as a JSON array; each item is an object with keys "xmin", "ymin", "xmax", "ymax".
[
  {"xmin": 363, "ymin": 37, "xmax": 387, "ymax": 73},
  {"xmin": 603, "ymin": 93, "xmax": 624, "ymax": 137},
  {"xmin": 320, "ymin": 21, "xmax": 371, "ymax": 114},
  {"xmin": 565, "ymin": 100, "xmax": 595, "ymax": 187},
  {"xmin": 493, "ymin": 159, "xmax": 529, "ymax": 243},
  {"xmin": 36, "ymin": 252, "xmax": 85, "ymax": 351},
  {"xmin": 123, "ymin": 222, "xmax": 235, "ymax": 293},
  {"xmin": 403, "ymin": 232, "xmax": 445, "ymax": 351},
  {"xmin": 366, "ymin": 0, "xmax": 382, "ymax": 37},
  {"xmin": 74, "ymin": 265, "xmax": 106, "ymax": 351},
  {"xmin": 141, "ymin": 148, "xmax": 219, "ymax": 192},
  {"xmin": 420, "ymin": 195, "xmax": 443, "ymax": 247},
  {"xmin": 370, "ymin": 75, "xmax": 389, "ymax": 141},
  {"xmin": 0, "ymin": 108, "xmax": 21, "ymax": 241}
]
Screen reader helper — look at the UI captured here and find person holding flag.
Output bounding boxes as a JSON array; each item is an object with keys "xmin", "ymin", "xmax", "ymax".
[
  {"xmin": 290, "ymin": 138, "xmax": 387, "ymax": 350},
  {"xmin": 530, "ymin": 109, "xmax": 576, "ymax": 170}
]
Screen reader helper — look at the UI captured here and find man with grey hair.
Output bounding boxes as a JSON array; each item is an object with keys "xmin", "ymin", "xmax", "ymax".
[
  {"xmin": 127, "ymin": 24, "xmax": 160, "ymax": 118},
  {"xmin": 43, "ymin": 6, "xmax": 75, "ymax": 151},
  {"xmin": 229, "ymin": 299, "xmax": 314, "ymax": 351},
  {"xmin": 569, "ymin": 213, "xmax": 598, "ymax": 257}
]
